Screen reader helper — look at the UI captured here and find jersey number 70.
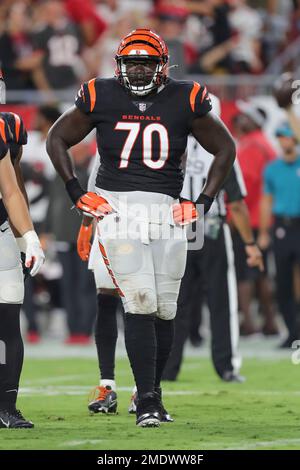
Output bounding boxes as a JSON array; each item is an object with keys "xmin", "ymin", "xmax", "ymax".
[{"xmin": 115, "ymin": 122, "xmax": 169, "ymax": 170}]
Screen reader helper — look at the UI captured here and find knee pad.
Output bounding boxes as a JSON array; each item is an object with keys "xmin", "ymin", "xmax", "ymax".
[
  {"xmin": 123, "ymin": 288, "xmax": 157, "ymax": 315},
  {"xmin": 157, "ymin": 301, "xmax": 177, "ymax": 320}
]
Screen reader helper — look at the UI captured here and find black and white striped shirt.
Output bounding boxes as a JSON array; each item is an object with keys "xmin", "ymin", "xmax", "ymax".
[{"xmin": 181, "ymin": 95, "xmax": 247, "ymax": 217}]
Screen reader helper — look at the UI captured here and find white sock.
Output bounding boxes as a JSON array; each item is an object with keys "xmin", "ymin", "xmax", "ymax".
[
  {"xmin": 132, "ymin": 385, "xmax": 137, "ymax": 394},
  {"xmin": 100, "ymin": 379, "xmax": 116, "ymax": 391}
]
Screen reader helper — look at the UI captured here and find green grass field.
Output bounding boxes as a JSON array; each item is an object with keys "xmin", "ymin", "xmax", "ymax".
[{"xmin": 1, "ymin": 354, "xmax": 300, "ymax": 450}]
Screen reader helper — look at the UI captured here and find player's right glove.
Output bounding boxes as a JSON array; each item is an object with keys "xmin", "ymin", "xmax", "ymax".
[
  {"xmin": 76, "ymin": 192, "xmax": 113, "ymax": 218},
  {"xmin": 172, "ymin": 199, "xmax": 198, "ymax": 226},
  {"xmin": 77, "ymin": 223, "xmax": 93, "ymax": 261},
  {"xmin": 65, "ymin": 177, "xmax": 113, "ymax": 218}
]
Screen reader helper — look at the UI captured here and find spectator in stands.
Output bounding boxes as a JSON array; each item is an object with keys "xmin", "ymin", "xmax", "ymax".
[
  {"xmin": 187, "ymin": 0, "xmax": 236, "ymax": 74},
  {"xmin": 260, "ymin": 123, "xmax": 300, "ymax": 348},
  {"xmin": 64, "ymin": 0, "xmax": 107, "ymax": 48},
  {"xmin": 231, "ymin": 102, "xmax": 278, "ymax": 336},
  {"xmin": 289, "ymin": 0, "xmax": 300, "ymax": 41},
  {"xmin": 259, "ymin": 0, "xmax": 289, "ymax": 67},
  {"xmin": 0, "ymin": 2, "xmax": 38, "ymax": 99},
  {"xmin": 152, "ymin": 3, "xmax": 190, "ymax": 79},
  {"xmin": 229, "ymin": 0, "xmax": 263, "ymax": 73},
  {"xmin": 30, "ymin": 0, "xmax": 83, "ymax": 97}
]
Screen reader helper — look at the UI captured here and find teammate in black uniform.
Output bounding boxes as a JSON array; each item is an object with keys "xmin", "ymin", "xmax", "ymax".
[
  {"xmin": 0, "ymin": 71, "xmax": 45, "ymax": 428},
  {"xmin": 47, "ymin": 29, "xmax": 236, "ymax": 427}
]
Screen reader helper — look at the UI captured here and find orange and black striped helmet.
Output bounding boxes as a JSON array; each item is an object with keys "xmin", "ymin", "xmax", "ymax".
[{"xmin": 115, "ymin": 29, "xmax": 169, "ymax": 96}]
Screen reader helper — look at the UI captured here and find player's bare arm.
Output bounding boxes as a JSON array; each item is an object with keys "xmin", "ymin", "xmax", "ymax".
[
  {"xmin": 230, "ymin": 199, "xmax": 264, "ymax": 271},
  {"xmin": 191, "ymin": 112, "xmax": 236, "ymax": 202},
  {"xmin": 0, "ymin": 152, "xmax": 33, "ymax": 235},
  {"xmin": 46, "ymin": 106, "xmax": 94, "ymax": 183},
  {"xmin": 14, "ymin": 148, "xmax": 29, "ymax": 206},
  {"xmin": 258, "ymin": 193, "xmax": 273, "ymax": 250},
  {"xmin": 46, "ymin": 107, "xmax": 113, "ymax": 217},
  {"xmin": 10, "ymin": 148, "xmax": 29, "ymax": 238}
]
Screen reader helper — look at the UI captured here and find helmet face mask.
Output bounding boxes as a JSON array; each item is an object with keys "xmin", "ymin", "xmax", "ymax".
[{"xmin": 115, "ymin": 29, "xmax": 169, "ymax": 96}]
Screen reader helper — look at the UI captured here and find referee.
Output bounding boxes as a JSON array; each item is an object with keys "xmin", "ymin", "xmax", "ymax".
[
  {"xmin": 259, "ymin": 123, "xmax": 300, "ymax": 348},
  {"xmin": 163, "ymin": 96, "xmax": 263, "ymax": 382}
]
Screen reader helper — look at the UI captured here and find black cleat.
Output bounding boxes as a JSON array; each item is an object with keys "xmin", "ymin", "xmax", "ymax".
[
  {"xmin": 130, "ymin": 388, "xmax": 174, "ymax": 422},
  {"xmin": 136, "ymin": 392, "xmax": 161, "ymax": 427},
  {"xmin": 88, "ymin": 386, "xmax": 117, "ymax": 414},
  {"xmin": 155, "ymin": 387, "xmax": 174, "ymax": 422},
  {"xmin": 0, "ymin": 408, "xmax": 34, "ymax": 429}
]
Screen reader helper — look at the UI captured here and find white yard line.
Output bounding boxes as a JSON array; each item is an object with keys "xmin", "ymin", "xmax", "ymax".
[
  {"xmin": 227, "ymin": 438, "xmax": 300, "ymax": 450},
  {"xmin": 23, "ymin": 375, "xmax": 92, "ymax": 385},
  {"xmin": 61, "ymin": 440, "xmax": 104, "ymax": 447},
  {"xmin": 58, "ymin": 437, "xmax": 300, "ymax": 450}
]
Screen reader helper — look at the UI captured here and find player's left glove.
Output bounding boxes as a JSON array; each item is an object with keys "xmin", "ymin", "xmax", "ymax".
[
  {"xmin": 172, "ymin": 199, "xmax": 198, "ymax": 226},
  {"xmin": 77, "ymin": 223, "xmax": 93, "ymax": 261},
  {"xmin": 22, "ymin": 231, "xmax": 45, "ymax": 277}
]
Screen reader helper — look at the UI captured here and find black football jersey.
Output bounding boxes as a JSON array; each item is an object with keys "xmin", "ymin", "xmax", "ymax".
[
  {"xmin": 75, "ymin": 77, "xmax": 212, "ymax": 198},
  {"xmin": 0, "ymin": 112, "xmax": 28, "ymax": 225}
]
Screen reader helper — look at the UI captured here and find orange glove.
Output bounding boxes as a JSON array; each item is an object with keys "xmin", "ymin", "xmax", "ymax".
[
  {"xmin": 76, "ymin": 192, "xmax": 113, "ymax": 219},
  {"xmin": 172, "ymin": 200, "xmax": 198, "ymax": 226},
  {"xmin": 77, "ymin": 224, "xmax": 93, "ymax": 261}
]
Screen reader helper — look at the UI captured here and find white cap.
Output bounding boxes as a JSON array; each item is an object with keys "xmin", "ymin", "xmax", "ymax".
[{"xmin": 236, "ymin": 100, "xmax": 266, "ymax": 127}]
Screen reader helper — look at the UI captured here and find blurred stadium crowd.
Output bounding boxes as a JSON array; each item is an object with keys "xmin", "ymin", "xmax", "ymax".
[
  {"xmin": 0, "ymin": 0, "xmax": 300, "ymax": 349},
  {"xmin": 1, "ymin": 0, "xmax": 300, "ymax": 96}
]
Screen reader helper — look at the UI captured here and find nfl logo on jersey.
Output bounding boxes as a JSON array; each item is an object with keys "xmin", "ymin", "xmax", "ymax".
[{"xmin": 139, "ymin": 103, "xmax": 147, "ymax": 112}]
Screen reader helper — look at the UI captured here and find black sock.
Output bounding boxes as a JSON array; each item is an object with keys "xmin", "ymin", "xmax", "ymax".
[
  {"xmin": 155, "ymin": 318, "xmax": 175, "ymax": 388},
  {"xmin": 0, "ymin": 304, "xmax": 23, "ymax": 410},
  {"xmin": 95, "ymin": 293, "xmax": 119, "ymax": 380},
  {"xmin": 124, "ymin": 313, "xmax": 157, "ymax": 396}
]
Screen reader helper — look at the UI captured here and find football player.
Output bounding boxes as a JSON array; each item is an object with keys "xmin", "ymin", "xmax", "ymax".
[
  {"xmin": 78, "ymin": 158, "xmax": 173, "ymax": 421},
  {"xmin": 47, "ymin": 29, "xmax": 236, "ymax": 427},
  {"xmin": 0, "ymin": 71, "xmax": 45, "ymax": 428}
]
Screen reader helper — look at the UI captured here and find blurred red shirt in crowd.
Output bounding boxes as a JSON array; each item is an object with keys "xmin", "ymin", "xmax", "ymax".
[
  {"xmin": 237, "ymin": 129, "xmax": 276, "ymax": 228},
  {"xmin": 64, "ymin": 0, "xmax": 107, "ymax": 46}
]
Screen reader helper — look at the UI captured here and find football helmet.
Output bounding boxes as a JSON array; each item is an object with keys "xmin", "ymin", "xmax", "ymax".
[{"xmin": 115, "ymin": 29, "xmax": 169, "ymax": 96}]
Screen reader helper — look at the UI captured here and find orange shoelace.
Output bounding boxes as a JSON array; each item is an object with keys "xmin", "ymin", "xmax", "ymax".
[{"xmin": 89, "ymin": 386, "xmax": 110, "ymax": 403}]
